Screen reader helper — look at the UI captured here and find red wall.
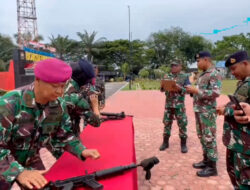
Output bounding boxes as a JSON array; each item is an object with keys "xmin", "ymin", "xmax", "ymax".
[{"xmin": 0, "ymin": 60, "xmax": 15, "ymax": 90}]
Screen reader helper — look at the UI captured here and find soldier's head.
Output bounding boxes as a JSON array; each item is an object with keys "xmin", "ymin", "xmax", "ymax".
[
  {"xmin": 71, "ymin": 59, "xmax": 95, "ymax": 87},
  {"xmin": 195, "ymin": 51, "xmax": 212, "ymax": 71},
  {"xmin": 34, "ymin": 58, "xmax": 72, "ymax": 104},
  {"xmin": 170, "ymin": 60, "xmax": 182, "ymax": 74},
  {"xmin": 225, "ymin": 51, "xmax": 250, "ymax": 80}
]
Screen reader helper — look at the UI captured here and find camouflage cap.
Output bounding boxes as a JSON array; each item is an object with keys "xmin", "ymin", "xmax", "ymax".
[
  {"xmin": 170, "ymin": 60, "xmax": 183, "ymax": 66},
  {"xmin": 225, "ymin": 51, "xmax": 249, "ymax": 67}
]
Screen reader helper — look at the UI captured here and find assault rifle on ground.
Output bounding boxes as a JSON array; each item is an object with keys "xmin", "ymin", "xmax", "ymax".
[
  {"xmin": 100, "ymin": 111, "xmax": 133, "ymax": 122},
  {"xmin": 43, "ymin": 157, "xmax": 159, "ymax": 190}
]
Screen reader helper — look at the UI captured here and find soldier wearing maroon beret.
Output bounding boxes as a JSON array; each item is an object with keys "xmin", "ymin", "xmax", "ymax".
[{"xmin": 0, "ymin": 58, "xmax": 100, "ymax": 189}]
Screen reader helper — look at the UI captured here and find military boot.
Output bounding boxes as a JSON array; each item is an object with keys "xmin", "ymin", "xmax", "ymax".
[
  {"xmin": 196, "ymin": 160, "xmax": 218, "ymax": 177},
  {"xmin": 159, "ymin": 135, "xmax": 169, "ymax": 151},
  {"xmin": 180, "ymin": 138, "xmax": 188, "ymax": 153},
  {"xmin": 193, "ymin": 154, "xmax": 208, "ymax": 169}
]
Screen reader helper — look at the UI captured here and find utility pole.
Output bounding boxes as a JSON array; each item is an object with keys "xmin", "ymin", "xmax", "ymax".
[
  {"xmin": 17, "ymin": 0, "xmax": 38, "ymax": 47},
  {"xmin": 128, "ymin": 5, "xmax": 132, "ymax": 89}
]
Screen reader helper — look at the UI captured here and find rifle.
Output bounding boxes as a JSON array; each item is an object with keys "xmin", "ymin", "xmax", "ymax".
[
  {"xmin": 100, "ymin": 111, "xmax": 132, "ymax": 122},
  {"xmin": 43, "ymin": 157, "xmax": 159, "ymax": 190}
]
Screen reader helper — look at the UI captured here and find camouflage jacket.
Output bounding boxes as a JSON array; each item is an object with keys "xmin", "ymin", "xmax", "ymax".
[
  {"xmin": 193, "ymin": 67, "xmax": 222, "ymax": 113},
  {"xmin": 64, "ymin": 79, "xmax": 100, "ymax": 127},
  {"xmin": 164, "ymin": 73, "xmax": 188, "ymax": 108},
  {"xmin": 0, "ymin": 84, "xmax": 86, "ymax": 185},
  {"xmin": 95, "ymin": 77, "xmax": 105, "ymax": 108},
  {"xmin": 223, "ymin": 77, "xmax": 250, "ymax": 155}
]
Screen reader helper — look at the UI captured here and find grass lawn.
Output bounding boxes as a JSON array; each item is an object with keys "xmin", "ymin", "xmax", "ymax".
[
  {"xmin": 221, "ymin": 79, "xmax": 237, "ymax": 95},
  {"xmin": 122, "ymin": 79, "xmax": 238, "ymax": 95}
]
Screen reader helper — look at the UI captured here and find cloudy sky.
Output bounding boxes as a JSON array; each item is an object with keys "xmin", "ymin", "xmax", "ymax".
[{"xmin": 1, "ymin": 0, "xmax": 250, "ymax": 43}]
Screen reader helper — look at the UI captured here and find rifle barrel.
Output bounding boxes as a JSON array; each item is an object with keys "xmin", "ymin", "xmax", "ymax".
[{"xmin": 95, "ymin": 164, "xmax": 137, "ymax": 179}]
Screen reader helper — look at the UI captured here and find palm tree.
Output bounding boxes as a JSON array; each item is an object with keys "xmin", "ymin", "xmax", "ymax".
[
  {"xmin": 49, "ymin": 35, "xmax": 72, "ymax": 60},
  {"xmin": 77, "ymin": 30, "xmax": 106, "ymax": 62}
]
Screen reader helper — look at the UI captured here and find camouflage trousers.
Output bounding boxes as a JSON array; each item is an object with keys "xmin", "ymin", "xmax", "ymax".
[
  {"xmin": 195, "ymin": 112, "xmax": 218, "ymax": 161},
  {"xmin": 163, "ymin": 106, "xmax": 188, "ymax": 139},
  {"xmin": 226, "ymin": 149, "xmax": 250, "ymax": 190}
]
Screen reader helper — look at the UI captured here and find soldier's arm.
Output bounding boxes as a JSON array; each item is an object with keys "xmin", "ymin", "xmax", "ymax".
[
  {"xmin": 51, "ymin": 100, "xmax": 87, "ymax": 160},
  {"xmin": 197, "ymin": 74, "xmax": 222, "ymax": 100},
  {"xmin": 0, "ymin": 97, "xmax": 25, "ymax": 187}
]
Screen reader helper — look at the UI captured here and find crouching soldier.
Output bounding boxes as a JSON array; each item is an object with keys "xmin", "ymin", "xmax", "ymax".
[
  {"xmin": 0, "ymin": 58, "xmax": 100, "ymax": 189},
  {"xmin": 64, "ymin": 59, "xmax": 101, "ymax": 136}
]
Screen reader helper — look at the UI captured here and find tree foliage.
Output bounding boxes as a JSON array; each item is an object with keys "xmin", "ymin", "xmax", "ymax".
[
  {"xmin": 212, "ymin": 33, "xmax": 250, "ymax": 60},
  {"xmin": 121, "ymin": 62, "xmax": 130, "ymax": 79},
  {"xmin": 0, "ymin": 34, "xmax": 16, "ymax": 71},
  {"xmin": 77, "ymin": 30, "xmax": 106, "ymax": 62}
]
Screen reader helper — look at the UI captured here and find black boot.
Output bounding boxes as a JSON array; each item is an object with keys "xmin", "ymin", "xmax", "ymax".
[
  {"xmin": 193, "ymin": 154, "xmax": 208, "ymax": 169},
  {"xmin": 180, "ymin": 138, "xmax": 188, "ymax": 153},
  {"xmin": 159, "ymin": 135, "xmax": 169, "ymax": 151},
  {"xmin": 197, "ymin": 160, "xmax": 218, "ymax": 177}
]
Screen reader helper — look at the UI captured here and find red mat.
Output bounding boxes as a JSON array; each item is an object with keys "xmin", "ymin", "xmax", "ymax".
[{"xmin": 45, "ymin": 116, "xmax": 138, "ymax": 190}]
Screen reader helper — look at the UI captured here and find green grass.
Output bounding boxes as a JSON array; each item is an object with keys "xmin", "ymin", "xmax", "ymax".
[
  {"xmin": 122, "ymin": 79, "xmax": 238, "ymax": 95},
  {"xmin": 221, "ymin": 79, "xmax": 237, "ymax": 95},
  {"xmin": 122, "ymin": 82, "xmax": 137, "ymax": 90}
]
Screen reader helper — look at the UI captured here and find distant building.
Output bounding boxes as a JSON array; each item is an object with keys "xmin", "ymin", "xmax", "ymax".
[{"xmin": 215, "ymin": 61, "xmax": 227, "ymax": 78}]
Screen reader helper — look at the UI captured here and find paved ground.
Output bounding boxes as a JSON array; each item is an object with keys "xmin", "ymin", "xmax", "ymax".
[
  {"xmin": 13, "ymin": 89, "xmax": 234, "ymax": 190},
  {"xmin": 105, "ymin": 82, "xmax": 127, "ymax": 99},
  {"xmin": 103, "ymin": 90, "xmax": 233, "ymax": 190}
]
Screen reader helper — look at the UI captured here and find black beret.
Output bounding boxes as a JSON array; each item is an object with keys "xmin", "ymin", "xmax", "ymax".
[
  {"xmin": 195, "ymin": 51, "xmax": 211, "ymax": 60},
  {"xmin": 225, "ymin": 51, "xmax": 249, "ymax": 67},
  {"xmin": 78, "ymin": 59, "xmax": 95, "ymax": 79}
]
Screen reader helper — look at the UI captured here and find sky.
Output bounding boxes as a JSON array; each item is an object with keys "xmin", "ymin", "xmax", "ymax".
[{"xmin": 0, "ymin": 0, "xmax": 250, "ymax": 44}]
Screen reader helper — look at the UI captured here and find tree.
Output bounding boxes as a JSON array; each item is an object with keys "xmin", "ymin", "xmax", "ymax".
[
  {"xmin": 148, "ymin": 27, "xmax": 190, "ymax": 67},
  {"xmin": 139, "ymin": 69, "xmax": 149, "ymax": 78},
  {"xmin": 148, "ymin": 27, "xmax": 213, "ymax": 67},
  {"xmin": 0, "ymin": 34, "xmax": 16, "ymax": 71},
  {"xmin": 77, "ymin": 30, "xmax": 106, "ymax": 62},
  {"xmin": 181, "ymin": 35, "xmax": 213, "ymax": 64},
  {"xmin": 49, "ymin": 35, "xmax": 73, "ymax": 60},
  {"xmin": 212, "ymin": 33, "xmax": 250, "ymax": 60},
  {"xmin": 121, "ymin": 62, "xmax": 130, "ymax": 80}
]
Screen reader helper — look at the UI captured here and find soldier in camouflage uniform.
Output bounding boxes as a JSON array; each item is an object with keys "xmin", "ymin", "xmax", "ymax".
[
  {"xmin": 186, "ymin": 51, "xmax": 222, "ymax": 177},
  {"xmin": 64, "ymin": 59, "xmax": 101, "ymax": 136},
  {"xmin": 217, "ymin": 51, "xmax": 250, "ymax": 189},
  {"xmin": 93, "ymin": 65, "xmax": 105, "ymax": 110},
  {"xmin": 159, "ymin": 61, "xmax": 189, "ymax": 153},
  {"xmin": 0, "ymin": 58, "xmax": 100, "ymax": 189}
]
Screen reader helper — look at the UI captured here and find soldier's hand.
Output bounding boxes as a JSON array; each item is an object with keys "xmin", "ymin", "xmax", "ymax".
[
  {"xmin": 17, "ymin": 170, "xmax": 48, "ymax": 189},
  {"xmin": 216, "ymin": 105, "xmax": 225, "ymax": 115},
  {"xmin": 185, "ymin": 86, "xmax": 198, "ymax": 94},
  {"xmin": 233, "ymin": 103, "xmax": 250, "ymax": 124},
  {"xmin": 172, "ymin": 84, "xmax": 182, "ymax": 92},
  {"xmin": 82, "ymin": 149, "xmax": 100, "ymax": 160}
]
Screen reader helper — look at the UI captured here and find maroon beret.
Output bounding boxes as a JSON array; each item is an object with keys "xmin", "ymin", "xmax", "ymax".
[{"xmin": 34, "ymin": 58, "xmax": 72, "ymax": 83}]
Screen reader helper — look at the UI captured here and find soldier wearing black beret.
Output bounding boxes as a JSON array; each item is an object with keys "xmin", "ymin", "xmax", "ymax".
[
  {"xmin": 217, "ymin": 51, "xmax": 250, "ymax": 189},
  {"xmin": 187, "ymin": 51, "xmax": 222, "ymax": 177}
]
